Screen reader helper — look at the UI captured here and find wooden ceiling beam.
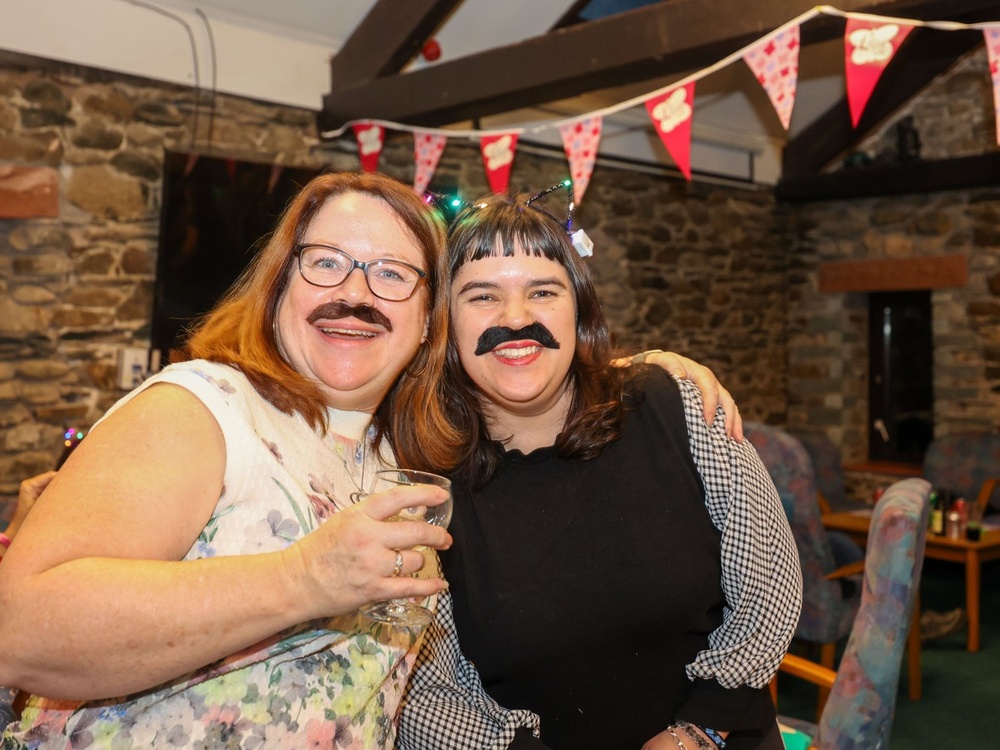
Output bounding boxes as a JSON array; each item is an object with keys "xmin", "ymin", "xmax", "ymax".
[
  {"xmin": 326, "ymin": 0, "xmax": 462, "ymax": 87},
  {"xmin": 783, "ymin": 9, "xmax": 995, "ymax": 177},
  {"xmin": 319, "ymin": 0, "xmax": 1000, "ymax": 131}
]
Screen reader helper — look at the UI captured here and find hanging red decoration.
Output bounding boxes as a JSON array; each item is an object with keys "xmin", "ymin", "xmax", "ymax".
[{"xmin": 421, "ymin": 39, "xmax": 441, "ymax": 62}]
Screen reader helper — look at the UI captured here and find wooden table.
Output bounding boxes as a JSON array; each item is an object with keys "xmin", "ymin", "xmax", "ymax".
[{"xmin": 822, "ymin": 509, "xmax": 1000, "ymax": 652}]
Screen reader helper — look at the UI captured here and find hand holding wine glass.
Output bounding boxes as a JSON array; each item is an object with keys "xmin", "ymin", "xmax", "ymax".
[
  {"xmin": 364, "ymin": 469, "xmax": 453, "ymax": 628},
  {"xmin": 283, "ymin": 473, "xmax": 450, "ymax": 623}
]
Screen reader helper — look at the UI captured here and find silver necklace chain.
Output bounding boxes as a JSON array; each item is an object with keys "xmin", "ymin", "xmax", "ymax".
[{"xmin": 346, "ymin": 429, "xmax": 372, "ymax": 503}]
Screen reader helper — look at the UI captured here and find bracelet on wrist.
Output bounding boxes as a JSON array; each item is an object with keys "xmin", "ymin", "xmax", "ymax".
[
  {"xmin": 700, "ymin": 726, "xmax": 726, "ymax": 749},
  {"xmin": 674, "ymin": 720, "xmax": 726, "ymax": 749},
  {"xmin": 0, "ymin": 532, "xmax": 12, "ymax": 549},
  {"xmin": 665, "ymin": 724, "xmax": 690, "ymax": 750}
]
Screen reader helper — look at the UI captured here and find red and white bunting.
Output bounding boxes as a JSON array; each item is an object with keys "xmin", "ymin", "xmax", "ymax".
[
  {"xmin": 480, "ymin": 132, "xmax": 519, "ymax": 193},
  {"xmin": 352, "ymin": 122, "xmax": 385, "ymax": 173},
  {"xmin": 329, "ymin": 11, "xmax": 1000, "ymax": 186},
  {"xmin": 743, "ymin": 25, "xmax": 800, "ymax": 131},
  {"xmin": 413, "ymin": 131, "xmax": 448, "ymax": 195},
  {"xmin": 985, "ymin": 27, "xmax": 1000, "ymax": 145},
  {"xmin": 645, "ymin": 82, "xmax": 696, "ymax": 181},
  {"xmin": 844, "ymin": 18, "xmax": 914, "ymax": 127},
  {"xmin": 559, "ymin": 116, "xmax": 603, "ymax": 205}
]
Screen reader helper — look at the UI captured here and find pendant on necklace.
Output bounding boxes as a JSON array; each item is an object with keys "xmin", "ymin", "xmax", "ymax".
[{"xmin": 345, "ymin": 428, "xmax": 372, "ymax": 504}]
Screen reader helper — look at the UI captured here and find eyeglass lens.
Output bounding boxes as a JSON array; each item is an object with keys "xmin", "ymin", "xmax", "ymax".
[{"xmin": 298, "ymin": 245, "xmax": 422, "ymax": 301}]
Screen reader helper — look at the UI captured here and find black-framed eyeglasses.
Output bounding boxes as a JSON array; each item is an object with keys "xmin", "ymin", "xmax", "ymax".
[{"xmin": 294, "ymin": 243, "xmax": 427, "ymax": 301}]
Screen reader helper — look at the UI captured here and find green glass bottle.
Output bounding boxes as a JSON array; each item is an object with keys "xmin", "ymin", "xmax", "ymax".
[{"xmin": 929, "ymin": 489, "xmax": 945, "ymax": 535}]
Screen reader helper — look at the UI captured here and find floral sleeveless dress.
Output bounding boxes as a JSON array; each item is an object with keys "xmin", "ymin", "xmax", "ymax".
[{"xmin": 2, "ymin": 360, "xmax": 436, "ymax": 749}]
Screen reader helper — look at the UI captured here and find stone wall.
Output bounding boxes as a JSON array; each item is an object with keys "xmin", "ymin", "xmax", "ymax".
[
  {"xmin": 3, "ymin": 44, "xmax": 1000, "ymax": 515},
  {"xmin": 0, "ymin": 50, "xmax": 789, "ymax": 514},
  {"xmin": 784, "ymin": 47, "xmax": 1000, "ymax": 501}
]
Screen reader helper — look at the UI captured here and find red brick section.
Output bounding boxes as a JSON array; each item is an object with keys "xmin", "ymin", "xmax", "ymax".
[{"xmin": 0, "ymin": 165, "xmax": 58, "ymax": 218}]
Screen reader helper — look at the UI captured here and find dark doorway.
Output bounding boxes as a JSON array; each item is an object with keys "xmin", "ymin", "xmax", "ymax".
[{"xmin": 868, "ymin": 291, "xmax": 934, "ymax": 463}]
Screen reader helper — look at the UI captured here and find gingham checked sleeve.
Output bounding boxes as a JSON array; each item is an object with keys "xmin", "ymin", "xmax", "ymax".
[
  {"xmin": 396, "ymin": 588, "xmax": 544, "ymax": 750},
  {"xmin": 675, "ymin": 376, "xmax": 803, "ymax": 689}
]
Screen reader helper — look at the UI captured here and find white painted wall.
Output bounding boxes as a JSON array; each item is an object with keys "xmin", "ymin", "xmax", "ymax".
[{"xmin": 0, "ymin": 0, "xmax": 347, "ymax": 110}]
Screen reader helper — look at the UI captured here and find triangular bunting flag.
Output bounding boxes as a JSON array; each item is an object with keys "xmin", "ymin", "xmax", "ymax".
[
  {"xmin": 743, "ymin": 25, "xmax": 800, "ymax": 131},
  {"xmin": 480, "ymin": 133, "xmax": 519, "ymax": 193},
  {"xmin": 225, "ymin": 159, "xmax": 237, "ymax": 183},
  {"xmin": 559, "ymin": 116, "xmax": 602, "ymax": 205},
  {"xmin": 352, "ymin": 122, "xmax": 385, "ymax": 173},
  {"xmin": 184, "ymin": 153, "xmax": 199, "ymax": 177},
  {"xmin": 844, "ymin": 18, "xmax": 914, "ymax": 127},
  {"xmin": 645, "ymin": 82, "xmax": 696, "ymax": 181},
  {"xmin": 984, "ymin": 27, "xmax": 1000, "ymax": 145},
  {"xmin": 413, "ymin": 131, "xmax": 447, "ymax": 195}
]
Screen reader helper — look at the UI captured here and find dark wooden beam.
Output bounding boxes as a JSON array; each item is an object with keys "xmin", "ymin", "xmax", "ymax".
[
  {"xmin": 550, "ymin": 0, "xmax": 598, "ymax": 30},
  {"xmin": 320, "ymin": 0, "xmax": 1000, "ymax": 131},
  {"xmin": 775, "ymin": 152, "xmax": 1000, "ymax": 202},
  {"xmin": 783, "ymin": 22, "xmax": 991, "ymax": 177},
  {"xmin": 327, "ymin": 0, "xmax": 462, "ymax": 87}
]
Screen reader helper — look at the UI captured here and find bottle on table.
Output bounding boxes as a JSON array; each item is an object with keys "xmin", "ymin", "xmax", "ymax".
[{"xmin": 929, "ymin": 489, "xmax": 945, "ymax": 536}]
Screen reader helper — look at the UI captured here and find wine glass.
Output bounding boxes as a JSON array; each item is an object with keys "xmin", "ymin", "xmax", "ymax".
[{"xmin": 363, "ymin": 468, "xmax": 453, "ymax": 628}]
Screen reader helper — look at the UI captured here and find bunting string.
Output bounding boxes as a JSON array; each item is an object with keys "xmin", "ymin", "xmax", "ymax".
[{"xmin": 323, "ymin": 5, "xmax": 1000, "ymax": 195}]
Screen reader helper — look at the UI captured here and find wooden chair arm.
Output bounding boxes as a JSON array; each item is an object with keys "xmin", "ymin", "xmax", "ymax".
[
  {"xmin": 976, "ymin": 478, "xmax": 1000, "ymax": 516},
  {"xmin": 779, "ymin": 653, "xmax": 837, "ymax": 690},
  {"xmin": 816, "ymin": 489, "xmax": 832, "ymax": 515},
  {"xmin": 826, "ymin": 560, "xmax": 865, "ymax": 580}
]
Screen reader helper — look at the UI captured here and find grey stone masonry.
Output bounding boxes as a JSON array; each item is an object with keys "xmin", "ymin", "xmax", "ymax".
[{"xmin": 2, "ymin": 44, "xmax": 1000, "ymax": 516}]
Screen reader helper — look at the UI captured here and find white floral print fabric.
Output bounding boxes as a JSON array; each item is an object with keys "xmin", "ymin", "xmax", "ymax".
[{"xmin": 3, "ymin": 361, "xmax": 434, "ymax": 749}]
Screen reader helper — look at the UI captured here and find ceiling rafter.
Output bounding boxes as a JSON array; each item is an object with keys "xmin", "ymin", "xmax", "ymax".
[
  {"xmin": 319, "ymin": 0, "xmax": 1000, "ymax": 137},
  {"xmin": 783, "ymin": 5, "xmax": 998, "ymax": 178},
  {"xmin": 326, "ymin": 0, "xmax": 462, "ymax": 87}
]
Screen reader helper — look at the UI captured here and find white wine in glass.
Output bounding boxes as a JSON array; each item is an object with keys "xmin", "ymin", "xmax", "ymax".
[{"xmin": 363, "ymin": 469, "xmax": 453, "ymax": 628}]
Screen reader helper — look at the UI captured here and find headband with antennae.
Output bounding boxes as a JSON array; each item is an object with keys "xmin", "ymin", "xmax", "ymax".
[{"xmin": 425, "ymin": 180, "xmax": 594, "ymax": 258}]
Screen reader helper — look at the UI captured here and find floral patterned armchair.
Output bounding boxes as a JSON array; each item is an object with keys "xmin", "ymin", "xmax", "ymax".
[
  {"xmin": 743, "ymin": 423, "xmax": 860, "ymax": 669},
  {"xmin": 922, "ymin": 433, "xmax": 1000, "ymax": 517},
  {"xmin": 774, "ymin": 478, "xmax": 930, "ymax": 749},
  {"xmin": 789, "ymin": 430, "xmax": 857, "ymax": 514}
]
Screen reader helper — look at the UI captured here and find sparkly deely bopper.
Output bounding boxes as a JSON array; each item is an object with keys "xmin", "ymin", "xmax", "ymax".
[{"xmin": 425, "ymin": 179, "xmax": 595, "ymax": 258}]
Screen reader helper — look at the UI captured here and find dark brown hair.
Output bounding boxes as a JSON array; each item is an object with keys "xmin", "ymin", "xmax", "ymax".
[
  {"xmin": 184, "ymin": 171, "xmax": 463, "ymax": 469},
  {"xmin": 440, "ymin": 191, "xmax": 637, "ymax": 486}
]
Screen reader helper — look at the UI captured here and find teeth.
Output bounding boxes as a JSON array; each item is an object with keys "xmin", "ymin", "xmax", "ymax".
[
  {"xmin": 320, "ymin": 327, "xmax": 376, "ymax": 338},
  {"xmin": 494, "ymin": 346, "xmax": 540, "ymax": 359}
]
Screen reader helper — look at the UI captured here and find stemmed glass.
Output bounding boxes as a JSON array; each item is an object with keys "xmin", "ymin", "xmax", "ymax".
[{"xmin": 362, "ymin": 468, "xmax": 453, "ymax": 628}]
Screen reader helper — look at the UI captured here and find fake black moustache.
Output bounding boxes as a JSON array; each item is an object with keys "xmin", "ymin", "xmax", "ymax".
[
  {"xmin": 307, "ymin": 301, "xmax": 393, "ymax": 331},
  {"xmin": 474, "ymin": 323, "xmax": 561, "ymax": 356}
]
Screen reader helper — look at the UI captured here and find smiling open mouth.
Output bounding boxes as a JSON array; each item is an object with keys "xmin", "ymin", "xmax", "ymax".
[
  {"xmin": 319, "ymin": 326, "xmax": 377, "ymax": 338},
  {"xmin": 493, "ymin": 345, "xmax": 541, "ymax": 359}
]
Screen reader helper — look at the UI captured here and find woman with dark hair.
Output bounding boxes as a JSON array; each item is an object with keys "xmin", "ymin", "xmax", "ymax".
[
  {"xmin": 0, "ymin": 172, "xmax": 456, "ymax": 749},
  {"xmin": 399, "ymin": 189, "xmax": 802, "ymax": 750}
]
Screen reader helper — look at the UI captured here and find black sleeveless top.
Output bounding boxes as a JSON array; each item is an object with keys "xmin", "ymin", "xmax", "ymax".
[{"xmin": 443, "ymin": 370, "xmax": 776, "ymax": 748}]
